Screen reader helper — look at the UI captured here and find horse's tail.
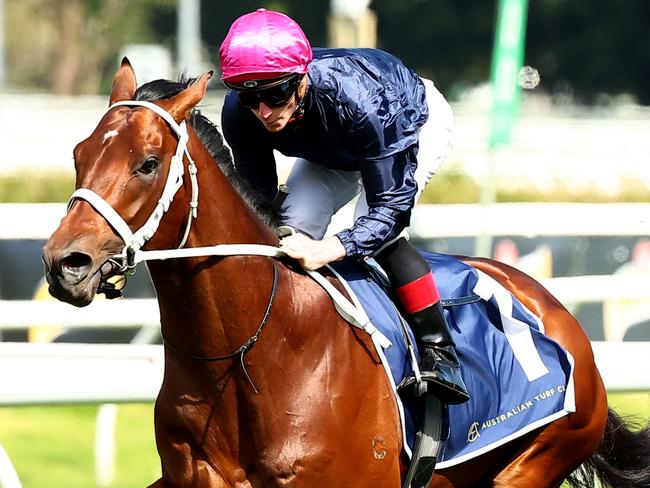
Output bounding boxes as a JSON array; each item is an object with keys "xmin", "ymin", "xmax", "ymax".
[{"xmin": 567, "ymin": 408, "xmax": 650, "ymax": 488}]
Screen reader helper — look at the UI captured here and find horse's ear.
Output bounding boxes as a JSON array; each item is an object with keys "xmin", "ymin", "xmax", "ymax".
[
  {"xmin": 158, "ymin": 71, "xmax": 214, "ymax": 123},
  {"xmin": 109, "ymin": 57, "xmax": 137, "ymax": 106}
]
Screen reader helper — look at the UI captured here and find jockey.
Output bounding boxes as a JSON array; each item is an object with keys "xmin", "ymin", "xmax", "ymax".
[{"xmin": 219, "ymin": 9, "xmax": 468, "ymax": 405}]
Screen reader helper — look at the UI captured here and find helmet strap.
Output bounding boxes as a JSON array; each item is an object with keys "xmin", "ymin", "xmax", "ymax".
[{"xmin": 288, "ymin": 76, "xmax": 307, "ymax": 124}]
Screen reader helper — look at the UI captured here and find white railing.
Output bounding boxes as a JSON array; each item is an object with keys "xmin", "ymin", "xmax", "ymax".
[
  {"xmin": 591, "ymin": 342, "xmax": 650, "ymax": 391},
  {"xmin": 0, "ymin": 341, "xmax": 647, "ymax": 407},
  {"xmin": 0, "ymin": 342, "xmax": 164, "ymax": 488},
  {"xmin": 411, "ymin": 202, "xmax": 650, "ymax": 238},
  {"xmin": 0, "ymin": 273, "xmax": 648, "ymax": 334},
  {"xmin": 3, "ymin": 202, "xmax": 650, "ymax": 240},
  {"xmin": 0, "ymin": 299, "xmax": 160, "ymax": 328},
  {"xmin": 0, "ymin": 343, "xmax": 163, "ymax": 406}
]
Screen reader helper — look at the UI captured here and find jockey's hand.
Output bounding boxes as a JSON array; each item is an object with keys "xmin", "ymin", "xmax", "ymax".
[{"xmin": 279, "ymin": 233, "xmax": 346, "ymax": 271}]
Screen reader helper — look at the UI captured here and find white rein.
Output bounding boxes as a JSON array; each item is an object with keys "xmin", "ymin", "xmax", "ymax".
[{"xmin": 67, "ymin": 99, "xmax": 390, "ymax": 348}]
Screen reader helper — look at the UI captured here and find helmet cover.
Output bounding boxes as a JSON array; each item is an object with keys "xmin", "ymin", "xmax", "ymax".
[{"xmin": 219, "ymin": 9, "xmax": 312, "ymax": 84}]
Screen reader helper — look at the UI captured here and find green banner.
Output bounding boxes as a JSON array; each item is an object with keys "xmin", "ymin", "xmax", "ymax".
[{"xmin": 488, "ymin": 0, "xmax": 529, "ymax": 149}]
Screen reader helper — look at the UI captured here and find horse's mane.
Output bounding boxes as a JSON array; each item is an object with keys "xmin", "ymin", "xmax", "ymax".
[{"xmin": 133, "ymin": 76, "xmax": 280, "ymax": 227}]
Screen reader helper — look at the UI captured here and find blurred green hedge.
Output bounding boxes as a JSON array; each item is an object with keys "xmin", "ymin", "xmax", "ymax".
[
  {"xmin": 0, "ymin": 171, "xmax": 75, "ymax": 203},
  {"xmin": 420, "ymin": 170, "xmax": 650, "ymax": 204},
  {"xmin": 1, "ymin": 169, "xmax": 648, "ymax": 204}
]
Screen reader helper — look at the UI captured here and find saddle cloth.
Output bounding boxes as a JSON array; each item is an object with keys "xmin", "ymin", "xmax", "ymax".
[{"xmin": 328, "ymin": 252, "xmax": 576, "ymax": 468}]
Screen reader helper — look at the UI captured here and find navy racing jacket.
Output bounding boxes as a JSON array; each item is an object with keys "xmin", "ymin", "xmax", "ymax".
[{"xmin": 221, "ymin": 47, "xmax": 429, "ymax": 256}]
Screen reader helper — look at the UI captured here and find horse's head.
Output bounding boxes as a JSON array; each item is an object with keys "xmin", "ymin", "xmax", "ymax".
[{"xmin": 43, "ymin": 58, "xmax": 213, "ymax": 306}]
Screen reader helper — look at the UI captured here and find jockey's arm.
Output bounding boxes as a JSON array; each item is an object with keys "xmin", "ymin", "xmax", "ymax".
[
  {"xmin": 336, "ymin": 150, "xmax": 417, "ymax": 257},
  {"xmin": 280, "ymin": 149, "xmax": 417, "ymax": 270}
]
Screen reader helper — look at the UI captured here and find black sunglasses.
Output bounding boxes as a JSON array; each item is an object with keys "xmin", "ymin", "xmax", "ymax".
[{"xmin": 237, "ymin": 75, "xmax": 301, "ymax": 110}]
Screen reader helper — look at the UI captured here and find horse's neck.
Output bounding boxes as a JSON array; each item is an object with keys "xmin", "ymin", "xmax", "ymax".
[
  {"xmin": 187, "ymin": 136, "xmax": 277, "ymax": 247},
  {"xmin": 148, "ymin": 136, "xmax": 279, "ymax": 355}
]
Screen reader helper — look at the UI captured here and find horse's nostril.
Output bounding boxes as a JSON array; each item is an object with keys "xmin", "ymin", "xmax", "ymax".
[
  {"xmin": 59, "ymin": 252, "xmax": 92, "ymax": 279},
  {"xmin": 62, "ymin": 252, "xmax": 92, "ymax": 271}
]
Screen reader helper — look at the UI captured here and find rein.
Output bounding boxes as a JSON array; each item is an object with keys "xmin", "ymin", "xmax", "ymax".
[{"xmin": 162, "ymin": 260, "xmax": 279, "ymax": 394}]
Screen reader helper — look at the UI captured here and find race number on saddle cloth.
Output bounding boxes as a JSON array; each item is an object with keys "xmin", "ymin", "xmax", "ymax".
[{"xmin": 328, "ymin": 252, "xmax": 576, "ymax": 467}]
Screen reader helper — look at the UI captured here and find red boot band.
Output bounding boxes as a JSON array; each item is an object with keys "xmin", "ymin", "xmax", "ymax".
[{"xmin": 395, "ymin": 272, "xmax": 441, "ymax": 314}]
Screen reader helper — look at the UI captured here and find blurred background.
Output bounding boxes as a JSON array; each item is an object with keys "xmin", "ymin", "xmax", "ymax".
[{"xmin": 0, "ymin": 1, "xmax": 649, "ymax": 487}]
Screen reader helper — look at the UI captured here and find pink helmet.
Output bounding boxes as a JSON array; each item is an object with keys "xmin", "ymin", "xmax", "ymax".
[{"xmin": 219, "ymin": 9, "xmax": 312, "ymax": 84}]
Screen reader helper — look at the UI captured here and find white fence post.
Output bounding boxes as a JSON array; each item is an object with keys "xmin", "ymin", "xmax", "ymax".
[
  {"xmin": 94, "ymin": 404, "xmax": 118, "ymax": 487},
  {"xmin": 0, "ymin": 442, "xmax": 22, "ymax": 488}
]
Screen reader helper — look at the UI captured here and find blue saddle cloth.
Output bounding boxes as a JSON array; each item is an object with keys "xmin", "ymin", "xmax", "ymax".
[{"xmin": 329, "ymin": 252, "xmax": 575, "ymax": 468}]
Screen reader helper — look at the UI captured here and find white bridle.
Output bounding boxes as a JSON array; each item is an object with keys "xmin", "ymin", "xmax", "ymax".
[
  {"xmin": 68, "ymin": 100, "xmax": 200, "ymax": 269},
  {"xmin": 66, "ymin": 99, "xmax": 390, "ymax": 347}
]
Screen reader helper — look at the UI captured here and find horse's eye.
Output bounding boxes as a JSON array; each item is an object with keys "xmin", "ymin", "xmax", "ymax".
[{"xmin": 138, "ymin": 157, "xmax": 159, "ymax": 175}]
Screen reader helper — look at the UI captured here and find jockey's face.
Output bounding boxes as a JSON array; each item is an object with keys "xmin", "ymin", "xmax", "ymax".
[
  {"xmin": 250, "ymin": 95, "xmax": 298, "ymax": 133},
  {"xmin": 247, "ymin": 76, "xmax": 306, "ymax": 133}
]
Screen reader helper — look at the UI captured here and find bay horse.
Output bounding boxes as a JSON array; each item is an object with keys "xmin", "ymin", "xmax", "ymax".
[{"xmin": 43, "ymin": 59, "xmax": 650, "ymax": 487}]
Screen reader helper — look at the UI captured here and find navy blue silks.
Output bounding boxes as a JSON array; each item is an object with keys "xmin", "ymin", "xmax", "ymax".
[{"xmin": 221, "ymin": 48, "xmax": 428, "ymax": 256}]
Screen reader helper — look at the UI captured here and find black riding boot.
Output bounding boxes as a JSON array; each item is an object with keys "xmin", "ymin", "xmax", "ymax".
[
  {"xmin": 408, "ymin": 301, "xmax": 470, "ymax": 405},
  {"xmin": 374, "ymin": 237, "xmax": 470, "ymax": 405}
]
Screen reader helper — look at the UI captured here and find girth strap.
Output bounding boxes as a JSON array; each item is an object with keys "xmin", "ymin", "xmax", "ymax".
[{"xmin": 441, "ymin": 294, "xmax": 481, "ymax": 307}]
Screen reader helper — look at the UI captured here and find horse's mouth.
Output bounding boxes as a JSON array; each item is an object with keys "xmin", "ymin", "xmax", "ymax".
[
  {"xmin": 46, "ymin": 259, "xmax": 122, "ymax": 307},
  {"xmin": 47, "ymin": 270, "xmax": 101, "ymax": 307}
]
